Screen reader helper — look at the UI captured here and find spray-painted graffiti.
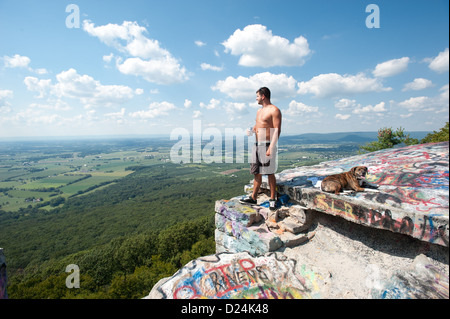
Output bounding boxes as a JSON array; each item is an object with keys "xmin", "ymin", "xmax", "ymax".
[
  {"xmin": 271, "ymin": 142, "xmax": 449, "ymax": 246},
  {"xmin": 310, "ymin": 192, "xmax": 448, "ymax": 246},
  {"xmin": 149, "ymin": 252, "xmax": 323, "ymax": 299},
  {"xmin": 371, "ymin": 255, "xmax": 449, "ymax": 299}
]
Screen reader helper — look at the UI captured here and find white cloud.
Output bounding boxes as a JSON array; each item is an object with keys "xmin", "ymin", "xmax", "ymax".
[
  {"xmin": 3, "ymin": 54, "xmax": 47, "ymax": 74},
  {"xmin": 335, "ymin": 114, "xmax": 351, "ymax": 120},
  {"xmin": 184, "ymin": 99, "xmax": 192, "ymax": 108},
  {"xmin": 129, "ymin": 101, "xmax": 176, "ymax": 119},
  {"xmin": 200, "ymin": 63, "xmax": 223, "ymax": 72},
  {"xmin": 298, "ymin": 73, "xmax": 391, "ymax": 98},
  {"xmin": 222, "ymin": 24, "xmax": 312, "ymax": 67},
  {"xmin": 3, "ymin": 54, "xmax": 31, "ymax": 68},
  {"xmin": 372, "ymin": 57, "xmax": 410, "ymax": 78},
  {"xmin": 426, "ymin": 48, "xmax": 449, "ymax": 73},
  {"xmin": 402, "ymin": 78, "xmax": 433, "ymax": 91},
  {"xmin": 200, "ymin": 98, "xmax": 221, "ymax": 110},
  {"xmin": 105, "ymin": 108, "xmax": 127, "ymax": 124},
  {"xmin": 195, "ymin": 40, "xmax": 206, "ymax": 47},
  {"xmin": 285, "ymin": 100, "xmax": 319, "ymax": 116},
  {"xmin": 398, "ymin": 84, "xmax": 449, "ymax": 112},
  {"xmin": 24, "ymin": 77, "xmax": 52, "ymax": 98},
  {"xmin": 29, "ymin": 100, "xmax": 71, "ymax": 112},
  {"xmin": 0, "ymin": 89, "xmax": 13, "ymax": 101},
  {"xmin": 0, "ymin": 89, "xmax": 13, "ymax": 113},
  {"xmin": 103, "ymin": 53, "xmax": 114, "ymax": 63},
  {"xmin": 352, "ymin": 102, "xmax": 386, "ymax": 114},
  {"xmin": 116, "ymin": 56, "xmax": 188, "ymax": 85},
  {"xmin": 53, "ymin": 69, "xmax": 135, "ymax": 108},
  {"xmin": 334, "ymin": 98, "xmax": 357, "ymax": 110},
  {"xmin": 24, "ymin": 69, "xmax": 136, "ymax": 109},
  {"xmin": 83, "ymin": 20, "xmax": 189, "ymax": 84},
  {"xmin": 213, "ymin": 72, "xmax": 298, "ymax": 101},
  {"xmin": 192, "ymin": 110, "xmax": 202, "ymax": 118}
]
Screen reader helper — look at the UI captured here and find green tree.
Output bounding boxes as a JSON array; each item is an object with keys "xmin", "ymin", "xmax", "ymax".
[
  {"xmin": 360, "ymin": 127, "xmax": 418, "ymax": 153},
  {"xmin": 421, "ymin": 122, "xmax": 449, "ymax": 143}
]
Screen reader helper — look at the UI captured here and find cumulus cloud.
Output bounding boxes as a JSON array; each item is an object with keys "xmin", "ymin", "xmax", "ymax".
[
  {"xmin": 398, "ymin": 84, "xmax": 449, "ymax": 112},
  {"xmin": 83, "ymin": 20, "xmax": 188, "ymax": 84},
  {"xmin": 200, "ymin": 98, "xmax": 221, "ymax": 110},
  {"xmin": 200, "ymin": 63, "xmax": 223, "ymax": 72},
  {"xmin": 0, "ymin": 89, "xmax": 13, "ymax": 113},
  {"xmin": 335, "ymin": 114, "xmax": 351, "ymax": 120},
  {"xmin": 298, "ymin": 73, "xmax": 391, "ymax": 98},
  {"xmin": 192, "ymin": 110, "xmax": 202, "ymax": 118},
  {"xmin": 285, "ymin": 100, "xmax": 319, "ymax": 116},
  {"xmin": 3, "ymin": 54, "xmax": 48, "ymax": 74},
  {"xmin": 334, "ymin": 98, "xmax": 357, "ymax": 110},
  {"xmin": 24, "ymin": 68, "xmax": 136, "ymax": 109},
  {"xmin": 222, "ymin": 24, "xmax": 312, "ymax": 67},
  {"xmin": 129, "ymin": 101, "xmax": 176, "ymax": 119},
  {"xmin": 212, "ymin": 72, "xmax": 298, "ymax": 101},
  {"xmin": 195, "ymin": 40, "xmax": 206, "ymax": 47},
  {"xmin": 24, "ymin": 77, "xmax": 52, "ymax": 98},
  {"xmin": 402, "ymin": 78, "xmax": 433, "ymax": 91},
  {"xmin": 184, "ymin": 99, "xmax": 192, "ymax": 108},
  {"xmin": 352, "ymin": 102, "xmax": 386, "ymax": 114},
  {"xmin": 372, "ymin": 57, "xmax": 410, "ymax": 77},
  {"xmin": 3, "ymin": 54, "xmax": 31, "ymax": 68},
  {"xmin": 426, "ymin": 48, "xmax": 449, "ymax": 73}
]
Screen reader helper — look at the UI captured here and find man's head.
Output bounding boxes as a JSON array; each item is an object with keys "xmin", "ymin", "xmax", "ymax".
[{"xmin": 256, "ymin": 87, "xmax": 271, "ymax": 104}]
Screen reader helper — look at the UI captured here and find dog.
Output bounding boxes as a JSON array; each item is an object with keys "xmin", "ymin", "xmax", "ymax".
[{"xmin": 321, "ymin": 166, "xmax": 368, "ymax": 195}]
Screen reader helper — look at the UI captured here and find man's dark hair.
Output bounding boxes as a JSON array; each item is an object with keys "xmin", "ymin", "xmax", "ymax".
[{"xmin": 257, "ymin": 87, "xmax": 271, "ymax": 100}]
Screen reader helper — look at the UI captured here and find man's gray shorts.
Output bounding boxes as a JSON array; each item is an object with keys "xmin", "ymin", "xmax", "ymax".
[{"xmin": 250, "ymin": 142, "xmax": 278, "ymax": 175}]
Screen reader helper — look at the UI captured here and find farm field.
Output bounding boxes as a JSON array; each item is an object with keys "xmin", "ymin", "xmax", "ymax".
[
  {"xmin": 0, "ymin": 139, "xmax": 170, "ymax": 212},
  {"xmin": 0, "ymin": 135, "xmax": 367, "ymax": 213}
]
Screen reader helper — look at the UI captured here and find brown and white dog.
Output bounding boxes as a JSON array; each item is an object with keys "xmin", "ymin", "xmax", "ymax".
[{"xmin": 321, "ymin": 166, "xmax": 368, "ymax": 195}]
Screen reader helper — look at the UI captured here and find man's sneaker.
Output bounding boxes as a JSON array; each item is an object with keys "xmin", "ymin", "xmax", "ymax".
[
  {"xmin": 240, "ymin": 196, "xmax": 257, "ymax": 205},
  {"xmin": 269, "ymin": 199, "xmax": 277, "ymax": 211}
]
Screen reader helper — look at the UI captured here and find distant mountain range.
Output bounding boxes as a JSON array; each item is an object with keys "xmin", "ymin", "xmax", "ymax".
[{"xmin": 279, "ymin": 131, "xmax": 432, "ymax": 145}]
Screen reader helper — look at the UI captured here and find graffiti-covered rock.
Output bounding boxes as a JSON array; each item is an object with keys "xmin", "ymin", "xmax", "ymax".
[
  {"xmin": 265, "ymin": 142, "xmax": 449, "ymax": 247},
  {"xmin": 146, "ymin": 251, "xmax": 326, "ymax": 299}
]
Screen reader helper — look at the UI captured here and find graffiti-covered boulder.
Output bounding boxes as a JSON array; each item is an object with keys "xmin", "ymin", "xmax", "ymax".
[
  {"xmin": 146, "ymin": 251, "xmax": 326, "ymax": 299},
  {"xmin": 266, "ymin": 142, "xmax": 449, "ymax": 247}
]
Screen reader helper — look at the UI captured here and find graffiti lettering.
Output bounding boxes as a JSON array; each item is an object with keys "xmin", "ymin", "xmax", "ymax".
[
  {"xmin": 313, "ymin": 194, "xmax": 437, "ymax": 240},
  {"xmin": 162, "ymin": 252, "xmax": 322, "ymax": 299}
]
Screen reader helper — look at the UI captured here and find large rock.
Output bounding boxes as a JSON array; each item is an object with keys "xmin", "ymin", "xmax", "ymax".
[
  {"xmin": 214, "ymin": 197, "xmax": 317, "ymax": 255},
  {"xmin": 146, "ymin": 251, "xmax": 325, "ymax": 299},
  {"xmin": 371, "ymin": 254, "xmax": 449, "ymax": 299},
  {"xmin": 265, "ymin": 142, "xmax": 449, "ymax": 247}
]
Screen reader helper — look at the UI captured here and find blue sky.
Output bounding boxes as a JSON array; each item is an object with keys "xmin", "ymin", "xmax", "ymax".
[{"xmin": 0, "ymin": 0, "xmax": 448, "ymax": 138}]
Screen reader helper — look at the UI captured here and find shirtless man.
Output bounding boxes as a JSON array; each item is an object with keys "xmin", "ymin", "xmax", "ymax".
[{"xmin": 240, "ymin": 87, "xmax": 282, "ymax": 210}]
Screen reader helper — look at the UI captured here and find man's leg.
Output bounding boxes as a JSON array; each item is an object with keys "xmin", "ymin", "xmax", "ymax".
[
  {"xmin": 252, "ymin": 173, "xmax": 262, "ymax": 201},
  {"xmin": 268, "ymin": 174, "xmax": 276, "ymax": 200}
]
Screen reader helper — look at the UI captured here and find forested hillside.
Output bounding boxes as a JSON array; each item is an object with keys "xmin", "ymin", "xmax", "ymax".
[{"xmin": 0, "ymin": 162, "xmax": 250, "ymax": 298}]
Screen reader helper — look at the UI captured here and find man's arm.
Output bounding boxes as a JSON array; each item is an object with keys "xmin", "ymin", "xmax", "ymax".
[{"xmin": 267, "ymin": 107, "xmax": 282, "ymax": 156}]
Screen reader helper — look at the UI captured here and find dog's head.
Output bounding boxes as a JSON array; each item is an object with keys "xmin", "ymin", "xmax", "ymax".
[{"xmin": 351, "ymin": 166, "xmax": 368, "ymax": 180}]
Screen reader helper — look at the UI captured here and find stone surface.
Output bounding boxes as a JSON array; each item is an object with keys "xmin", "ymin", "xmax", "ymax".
[
  {"xmin": 214, "ymin": 197, "xmax": 316, "ymax": 255},
  {"xmin": 282, "ymin": 210, "xmax": 449, "ymax": 299},
  {"xmin": 261, "ymin": 142, "xmax": 449, "ymax": 247},
  {"xmin": 214, "ymin": 198, "xmax": 283, "ymax": 255},
  {"xmin": 146, "ymin": 251, "xmax": 327, "ymax": 299}
]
